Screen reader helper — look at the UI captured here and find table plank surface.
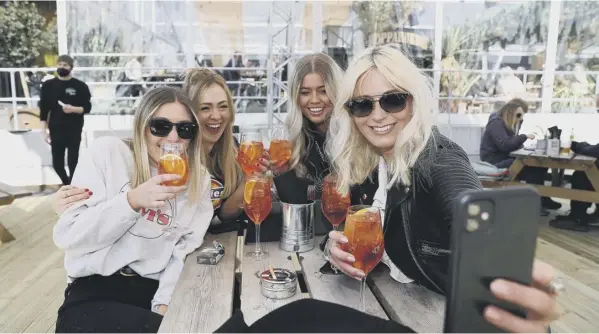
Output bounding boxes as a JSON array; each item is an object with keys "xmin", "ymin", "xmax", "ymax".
[
  {"xmin": 0, "ymin": 183, "xmax": 32, "ymax": 199},
  {"xmin": 0, "ymin": 191, "xmax": 14, "ymax": 206},
  {"xmin": 298, "ymin": 243, "xmax": 388, "ymax": 320},
  {"xmin": 510, "ymin": 149, "xmax": 533, "ymax": 158},
  {"xmin": 158, "ymin": 231, "xmax": 238, "ymax": 333},
  {"xmin": 240, "ymin": 241, "xmax": 305, "ymax": 325},
  {"xmin": 512, "ymin": 149, "xmax": 596, "ymax": 163},
  {"xmin": 369, "ymin": 266, "xmax": 445, "ymax": 333}
]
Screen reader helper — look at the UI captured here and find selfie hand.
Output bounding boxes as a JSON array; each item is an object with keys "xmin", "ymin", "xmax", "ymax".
[{"xmin": 485, "ymin": 260, "xmax": 559, "ymax": 333}]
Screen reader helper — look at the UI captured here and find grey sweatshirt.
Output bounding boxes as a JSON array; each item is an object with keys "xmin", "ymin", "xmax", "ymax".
[{"xmin": 53, "ymin": 136, "xmax": 213, "ymax": 312}]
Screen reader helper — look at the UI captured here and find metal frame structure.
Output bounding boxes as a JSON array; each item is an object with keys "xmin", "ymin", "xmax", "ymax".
[
  {"xmin": 540, "ymin": 0, "xmax": 562, "ymax": 114},
  {"xmin": 0, "ymin": 0, "xmax": 578, "ymax": 132},
  {"xmin": 265, "ymin": 0, "xmax": 306, "ymax": 130}
]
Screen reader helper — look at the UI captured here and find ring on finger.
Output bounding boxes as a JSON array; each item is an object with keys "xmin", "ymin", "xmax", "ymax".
[{"xmin": 547, "ymin": 276, "xmax": 565, "ymax": 295}]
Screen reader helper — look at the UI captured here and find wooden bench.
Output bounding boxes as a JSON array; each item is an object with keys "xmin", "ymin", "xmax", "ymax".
[
  {"xmin": 481, "ymin": 149, "xmax": 599, "ymax": 203},
  {"xmin": 0, "ymin": 191, "xmax": 16, "ymax": 243},
  {"xmin": 0, "ymin": 183, "xmax": 32, "ymax": 243},
  {"xmin": 158, "ymin": 231, "xmax": 238, "ymax": 333},
  {"xmin": 0, "ymin": 182, "xmax": 33, "ymax": 200}
]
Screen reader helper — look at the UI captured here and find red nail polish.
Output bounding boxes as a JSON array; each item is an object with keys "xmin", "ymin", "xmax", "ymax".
[
  {"xmin": 88, "ymin": 191, "xmax": 93, "ymax": 196},
  {"xmin": 85, "ymin": 188, "xmax": 89, "ymax": 192}
]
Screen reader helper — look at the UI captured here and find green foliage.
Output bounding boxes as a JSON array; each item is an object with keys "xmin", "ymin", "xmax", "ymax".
[
  {"xmin": 352, "ymin": 1, "xmax": 397, "ymax": 47},
  {"xmin": 0, "ymin": 1, "xmax": 56, "ymax": 67}
]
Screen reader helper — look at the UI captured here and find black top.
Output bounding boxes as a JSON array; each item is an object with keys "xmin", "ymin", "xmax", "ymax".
[
  {"xmin": 480, "ymin": 113, "xmax": 526, "ymax": 166},
  {"xmin": 572, "ymin": 141, "xmax": 599, "ymax": 159},
  {"xmin": 351, "ymin": 129, "xmax": 483, "ymax": 294},
  {"xmin": 39, "ymin": 77, "xmax": 92, "ymax": 131},
  {"xmin": 273, "ymin": 123, "xmax": 330, "ymax": 204}
]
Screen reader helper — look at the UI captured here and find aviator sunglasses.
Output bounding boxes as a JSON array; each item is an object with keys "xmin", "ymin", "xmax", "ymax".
[
  {"xmin": 344, "ymin": 91, "xmax": 410, "ymax": 118},
  {"xmin": 148, "ymin": 118, "xmax": 198, "ymax": 140}
]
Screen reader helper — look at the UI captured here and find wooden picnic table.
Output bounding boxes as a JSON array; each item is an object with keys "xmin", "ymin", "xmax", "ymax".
[
  {"xmin": 0, "ymin": 183, "xmax": 32, "ymax": 243},
  {"xmin": 481, "ymin": 149, "xmax": 599, "ymax": 203},
  {"xmin": 158, "ymin": 231, "xmax": 238, "ymax": 333},
  {"xmin": 160, "ymin": 232, "xmax": 445, "ymax": 333}
]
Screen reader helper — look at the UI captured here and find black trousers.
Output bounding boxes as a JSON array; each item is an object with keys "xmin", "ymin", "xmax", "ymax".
[
  {"xmin": 570, "ymin": 170, "xmax": 594, "ymax": 217},
  {"xmin": 494, "ymin": 159, "xmax": 548, "ymax": 186},
  {"xmin": 215, "ymin": 299, "xmax": 414, "ymax": 333},
  {"xmin": 50, "ymin": 130, "xmax": 82, "ymax": 185},
  {"xmin": 55, "ymin": 274, "xmax": 163, "ymax": 333},
  {"xmin": 515, "ymin": 166, "xmax": 548, "ymax": 186}
]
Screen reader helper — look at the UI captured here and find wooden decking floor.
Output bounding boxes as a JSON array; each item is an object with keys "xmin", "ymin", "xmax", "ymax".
[
  {"xmin": 0, "ymin": 195, "xmax": 65, "ymax": 333},
  {"xmin": 0, "ymin": 195, "xmax": 598, "ymax": 332}
]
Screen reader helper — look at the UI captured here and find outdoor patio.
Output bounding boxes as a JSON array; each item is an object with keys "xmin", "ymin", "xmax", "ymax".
[{"xmin": 0, "ymin": 194, "xmax": 598, "ymax": 332}]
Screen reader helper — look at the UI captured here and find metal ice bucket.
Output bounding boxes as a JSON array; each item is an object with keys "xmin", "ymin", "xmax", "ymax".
[{"xmin": 279, "ymin": 201, "xmax": 315, "ymax": 253}]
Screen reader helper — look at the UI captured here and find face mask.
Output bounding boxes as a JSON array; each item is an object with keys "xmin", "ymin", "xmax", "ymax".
[{"xmin": 57, "ymin": 68, "xmax": 71, "ymax": 77}]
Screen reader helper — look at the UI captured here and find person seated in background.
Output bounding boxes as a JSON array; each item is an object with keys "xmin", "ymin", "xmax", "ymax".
[
  {"xmin": 488, "ymin": 97, "xmax": 527, "ymax": 121},
  {"xmin": 551, "ymin": 140, "xmax": 599, "ymax": 232},
  {"xmin": 480, "ymin": 100, "xmax": 561, "ymax": 211}
]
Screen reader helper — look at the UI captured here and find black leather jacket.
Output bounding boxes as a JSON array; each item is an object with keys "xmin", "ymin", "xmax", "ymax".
[{"xmin": 350, "ymin": 131, "xmax": 482, "ymax": 294}]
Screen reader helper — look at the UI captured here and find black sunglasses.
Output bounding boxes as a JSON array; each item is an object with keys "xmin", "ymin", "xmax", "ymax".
[
  {"xmin": 148, "ymin": 118, "xmax": 198, "ymax": 140},
  {"xmin": 344, "ymin": 92, "xmax": 410, "ymax": 117}
]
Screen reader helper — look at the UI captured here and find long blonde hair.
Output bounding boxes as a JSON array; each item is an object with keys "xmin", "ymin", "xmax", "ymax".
[
  {"xmin": 183, "ymin": 68, "xmax": 242, "ymax": 197},
  {"xmin": 286, "ymin": 53, "xmax": 343, "ymax": 177},
  {"xmin": 328, "ymin": 44, "xmax": 436, "ymax": 193},
  {"xmin": 131, "ymin": 87, "xmax": 206, "ymax": 203}
]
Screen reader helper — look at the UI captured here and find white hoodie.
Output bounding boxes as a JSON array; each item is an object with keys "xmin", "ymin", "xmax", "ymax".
[{"xmin": 53, "ymin": 136, "xmax": 213, "ymax": 312}]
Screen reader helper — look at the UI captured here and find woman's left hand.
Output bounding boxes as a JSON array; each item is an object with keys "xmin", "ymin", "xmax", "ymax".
[{"xmin": 484, "ymin": 259, "xmax": 561, "ymax": 332}]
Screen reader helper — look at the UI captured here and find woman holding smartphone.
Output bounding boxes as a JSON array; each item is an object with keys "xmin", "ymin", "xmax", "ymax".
[{"xmin": 324, "ymin": 44, "xmax": 560, "ymax": 333}]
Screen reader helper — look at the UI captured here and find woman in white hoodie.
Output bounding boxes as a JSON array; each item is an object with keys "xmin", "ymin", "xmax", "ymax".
[{"xmin": 53, "ymin": 87, "xmax": 213, "ymax": 332}]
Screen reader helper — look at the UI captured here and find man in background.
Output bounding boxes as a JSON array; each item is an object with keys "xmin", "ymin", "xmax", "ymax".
[
  {"xmin": 39, "ymin": 55, "xmax": 92, "ymax": 185},
  {"xmin": 551, "ymin": 141, "xmax": 599, "ymax": 232}
]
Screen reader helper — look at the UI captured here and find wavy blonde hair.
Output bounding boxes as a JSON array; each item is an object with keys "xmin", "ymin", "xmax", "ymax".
[
  {"xmin": 286, "ymin": 53, "xmax": 343, "ymax": 177},
  {"xmin": 131, "ymin": 87, "xmax": 207, "ymax": 203},
  {"xmin": 328, "ymin": 44, "xmax": 436, "ymax": 193},
  {"xmin": 183, "ymin": 68, "xmax": 242, "ymax": 197}
]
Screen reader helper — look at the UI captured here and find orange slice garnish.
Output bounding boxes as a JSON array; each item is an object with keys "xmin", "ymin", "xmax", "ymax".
[
  {"xmin": 241, "ymin": 142, "xmax": 260, "ymax": 161},
  {"xmin": 244, "ymin": 179, "xmax": 257, "ymax": 204},
  {"xmin": 159, "ymin": 153, "xmax": 187, "ymax": 178},
  {"xmin": 354, "ymin": 208, "xmax": 374, "ymax": 217}
]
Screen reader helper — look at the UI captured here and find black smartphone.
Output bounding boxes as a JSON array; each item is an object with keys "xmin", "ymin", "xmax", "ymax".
[{"xmin": 444, "ymin": 186, "xmax": 540, "ymax": 333}]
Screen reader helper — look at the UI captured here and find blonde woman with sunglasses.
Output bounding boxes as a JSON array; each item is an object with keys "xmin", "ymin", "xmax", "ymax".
[
  {"xmin": 53, "ymin": 87, "xmax": 213, "ymax": 332},
  {"xmin": 325, "ymin": 45, "xmax": 560, "ymax": 333}
]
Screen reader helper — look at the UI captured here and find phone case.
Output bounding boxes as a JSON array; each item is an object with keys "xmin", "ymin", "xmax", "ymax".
[{"xmin": 444, "ymin": 186, "xmax": 540, "ymax": 333}]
